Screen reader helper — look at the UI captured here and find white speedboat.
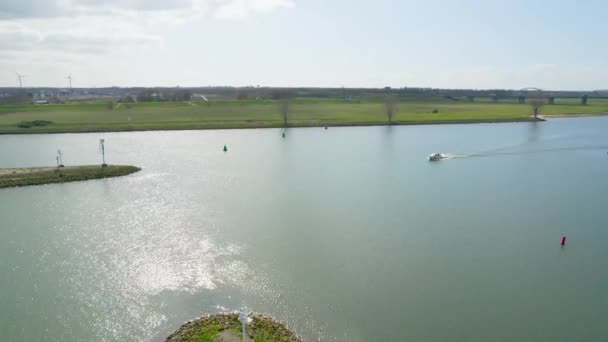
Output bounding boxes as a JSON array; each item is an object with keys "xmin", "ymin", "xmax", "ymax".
[{"xmin": 428, "ymin": 153, "xmax": 444, "ymax": 161}]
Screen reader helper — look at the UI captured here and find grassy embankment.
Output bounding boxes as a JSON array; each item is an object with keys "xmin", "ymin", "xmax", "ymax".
[
  {"xmin": 0, "ymin": 165, "xmax": 141, "ymax": 188},
  {"xmin": 166, "ymin": 313, "xmax": 300, "ymax": 342},
  {"xmin": 1, "ymin": 98, "xmax": 607, "ymax": 134}
]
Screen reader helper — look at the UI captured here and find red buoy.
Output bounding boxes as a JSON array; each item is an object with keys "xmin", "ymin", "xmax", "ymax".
[{"xmin": 561, "ymin": 236, "xmax": 567, "ymax": 246}]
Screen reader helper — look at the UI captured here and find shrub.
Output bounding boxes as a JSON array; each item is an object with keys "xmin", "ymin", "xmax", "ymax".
[{"xmin": 17, "ymin": 120, "xmax": 52, "ymax": 128}]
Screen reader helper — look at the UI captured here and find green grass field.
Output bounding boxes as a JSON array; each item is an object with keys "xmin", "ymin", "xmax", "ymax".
[{"xmin": 1, "ymin": 98, "xmax": 607, "ymax": 134}]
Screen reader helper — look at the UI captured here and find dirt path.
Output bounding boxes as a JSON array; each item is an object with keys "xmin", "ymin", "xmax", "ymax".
[
  {"xmin": 0, "ymin": 167, "xmax": 57, "ymax": 176},
  {"xmin": 218, "ymin": 330, "xmax": 251, "ymax": 342}
]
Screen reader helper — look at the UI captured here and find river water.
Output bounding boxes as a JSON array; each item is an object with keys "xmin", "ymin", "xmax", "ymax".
[{"xmin": 1, "ymin": 117, "xmax": 608, "ymax": 341}]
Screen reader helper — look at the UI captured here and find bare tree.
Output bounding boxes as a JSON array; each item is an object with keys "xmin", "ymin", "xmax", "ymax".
[
  {"xmin": 236, "ymin": 88, "xmax": 248, "ymax": 103},
  {"xmin": 279, "ymin": 97, "xmax": 290, "ymax": 128},
  {"xmin": 384, "ymin": 94, "xmax": 399, "ymax": 124},
  {"xmin": 525, "ymin": 88, "xmax": 545, "ymax": 119},
  {"xmin": 275, "ymin": 89, "xmax": 296, "ymax": 128}
]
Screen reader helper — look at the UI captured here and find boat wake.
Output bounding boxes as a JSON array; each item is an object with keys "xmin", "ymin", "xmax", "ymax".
[
  {"xmin": 442, "ymin": 145, "xmax": 608, "ymax": 160},
  {"xmin": 437, "ymin": 153, "xmax": 466, "ymax": 160}
]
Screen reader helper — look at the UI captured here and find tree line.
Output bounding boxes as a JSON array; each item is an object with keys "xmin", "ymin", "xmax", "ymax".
[{"xmin": 135, "ymin": 89, "xmax": 192, "ymax": 102}]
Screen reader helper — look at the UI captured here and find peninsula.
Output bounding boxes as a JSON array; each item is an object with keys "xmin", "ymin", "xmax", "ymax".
[{"xmin": 0, "ymin": 165, "xmax": 141, "ymax": 188}]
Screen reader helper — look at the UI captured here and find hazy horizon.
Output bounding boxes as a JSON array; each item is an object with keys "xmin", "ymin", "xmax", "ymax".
[
  {"xmin": 1, "ymin": 85, "xmax": 607, "ymax": 92},
  {"xmin": 1, "ymin": 0, "xmax": 607, "ymax": 90}
]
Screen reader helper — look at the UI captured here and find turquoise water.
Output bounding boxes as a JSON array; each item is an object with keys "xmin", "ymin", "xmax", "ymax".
[{"xmin": 1, "ymin": 117, "xmax": 608, "ymax": 341}]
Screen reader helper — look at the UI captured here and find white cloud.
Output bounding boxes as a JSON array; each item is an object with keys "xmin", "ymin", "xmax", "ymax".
[
  {"xmin": 0, "ymin": 22, "xmax": 42, "ymax": 50},
  {"xmin": 0, "ymin": 0, "xmax": 294, "ymax": 67},
  {"xmin": 0, "ymin": 20, "xmax": 160, "ymax": 54},
  {"xmin": 0, "ymin": 0, "xmax": 293, "ymax": 19},
  {"xmin": 214, "ymin": 0, "xmax": 295, "ymax": 19}
]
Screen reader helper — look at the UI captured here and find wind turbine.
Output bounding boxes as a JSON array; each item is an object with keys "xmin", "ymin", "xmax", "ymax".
[
  {"xmin": 66, "ymin": 74, "xmax": 72, "ymax": 90},
  {"xmin": 16, "ymin": 73, "xmax": 25, "ymax": 88}
]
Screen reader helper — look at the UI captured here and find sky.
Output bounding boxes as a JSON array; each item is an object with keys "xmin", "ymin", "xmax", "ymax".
[{"xmin": 0, "ymin": 0, "xmax": 606, "ymax": 90}]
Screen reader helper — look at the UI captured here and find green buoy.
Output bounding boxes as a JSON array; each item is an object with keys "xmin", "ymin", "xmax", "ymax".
[
  {"xmin": 282, "ymin": 132, "xmax": 286, "ymax": 138},
  {"xmin": 223, "ymin": 145, "xmax": 228, "ymax": 152}
]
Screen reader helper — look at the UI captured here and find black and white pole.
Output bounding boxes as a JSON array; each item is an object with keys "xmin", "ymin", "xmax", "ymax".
[
  {"xmin": 239, "ymin": 308, "xmax": 249, "ymax": 342},
  {"xmin": 57, "ymin": 149, "xmax": 64, "ymax": 167},
  {"xmin": 99, "ymin": 139, "xmax": 107, "ymax": 167}
]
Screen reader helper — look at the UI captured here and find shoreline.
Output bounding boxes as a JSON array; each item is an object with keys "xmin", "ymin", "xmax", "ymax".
[
  {"xmin": 0, "ymin": 165, "xmax": 141, "ymax": 188},
  {"xmin": 542, "ymin": 112, "xmax": 608, "ymax": 118},
  {"xmin": 1, "ymin": 113, "xmax": 606, "ymax": 136},
  {"xmin": 0, "ymin": 117, "xmax": 545, "ymax": 135}
]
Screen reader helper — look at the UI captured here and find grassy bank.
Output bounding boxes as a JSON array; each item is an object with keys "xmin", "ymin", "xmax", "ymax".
[
  {"xmin": 1, "ymin": 99, "xmax": 607, "ymax": 134},
  {"xmin": 0, "ymin": 165, "xmax": 141, "ymax": 188},
  {"xmin": 166, "ymin": 313, "xmax": 300, "ymax": 342}
]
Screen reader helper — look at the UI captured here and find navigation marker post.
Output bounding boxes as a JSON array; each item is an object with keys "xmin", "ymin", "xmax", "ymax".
[
  {"xmin": 99, "ymin": 139, "xmax": 107, "ymax": 167},
  {"xmin": 57, "ymin": 149, "xmax": 64, "ymax": 167},
  {"xmin": 239, "ymin": 307, "xmax": 249, "ymax": 342}
]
